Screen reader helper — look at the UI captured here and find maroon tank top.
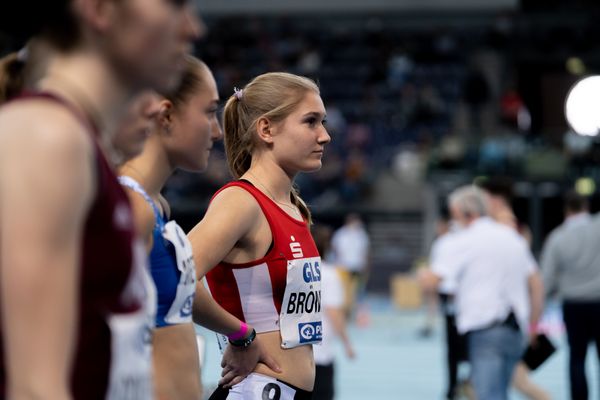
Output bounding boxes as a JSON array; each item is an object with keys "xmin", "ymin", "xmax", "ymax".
[{"xmin": 0, "ymin": 92, "xmax": 149, "ymax": 399}]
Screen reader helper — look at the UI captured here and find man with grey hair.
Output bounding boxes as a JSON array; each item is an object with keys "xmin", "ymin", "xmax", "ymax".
[
  {"xmin": 420, "ymin": 185, "xmax": 543, "ymax": 400},
  {"xmin": 448, "ymin": 185, "xmax": 489, "ymax": 220}
]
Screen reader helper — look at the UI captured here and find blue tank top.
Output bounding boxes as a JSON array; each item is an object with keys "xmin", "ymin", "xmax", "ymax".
[{"xmin": 119, "ymin": 176, "xmax": 196, "ymax": 328}]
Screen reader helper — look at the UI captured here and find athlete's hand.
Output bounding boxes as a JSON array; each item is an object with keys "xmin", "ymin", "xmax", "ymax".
[
  {"xmin": 219, "ymin": 336, "xmax": 281, "ymax": 388},
  {"xmin": 344, "ymin": 343, "xmax": 356, "ymax": 360}
]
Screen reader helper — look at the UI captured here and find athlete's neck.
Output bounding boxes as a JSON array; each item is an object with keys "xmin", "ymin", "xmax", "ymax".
[
  {"xmin": 38, "ymin": 50, "xmax": 134, "ymax": 147},
  {"xmin": 120, "ymin": 136, "xmax": 173, "ymax": 197},
  {"xmin": 244, "ymin": 161, "xmax": 295, "ymax": 204}
]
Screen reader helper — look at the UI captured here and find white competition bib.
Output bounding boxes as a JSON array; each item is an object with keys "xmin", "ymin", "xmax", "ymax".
[
  {"xmin": 229, "ymin": 373, "xmax": 298, "ymax": 399},
  {"xmin": 106, "ymin": 240, "xmax": 156, "ymax": 400},
  {"xmin": 162, "ymin": 221, "xmax": 197, "ymax": 324},
  {"xmin": 279, "ymin": 257, "xmax": 322, "ymax": 349}
]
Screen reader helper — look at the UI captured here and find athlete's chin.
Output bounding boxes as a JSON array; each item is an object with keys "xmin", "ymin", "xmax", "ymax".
[
  {"xmin": 181, "ymin": 160, "xmax": 209, "ymax": 173},
  {"xmin": 301, "ymin": 161, "xmax": 323, "ymax": 173}
]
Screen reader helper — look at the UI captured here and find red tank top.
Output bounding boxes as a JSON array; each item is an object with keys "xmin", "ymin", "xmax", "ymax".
[
  {"xmin": 0, "ymin": 93, "xmax": 149, "ymax": 399},
  {"xmin": 205, "ymin": 180, "xmax": 320, "ymax": 335}
]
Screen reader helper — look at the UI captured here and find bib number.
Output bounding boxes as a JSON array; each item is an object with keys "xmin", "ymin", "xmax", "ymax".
[
  {"xmin": 106, "ymin": 240, "xmax": 155, "ymax": 400},
  {"xmin": 162, "ymin": 221, "xmax": 197, "ymax": 324},
  {"xmin": 279, "ymin": 257, "xmax": 322, "ymax": 348},
  {"xmin": 262, "ymin": 383, "xmax": 282, "ymax": 400}
]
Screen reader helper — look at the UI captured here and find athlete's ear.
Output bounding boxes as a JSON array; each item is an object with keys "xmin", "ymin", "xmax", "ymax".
[
  {"xmin": 158, "ymin": 100, "xmax": 173, "ymax": 135},
  {"xmin": 255, "ymin": 116, "xmax": 274, "ymax": 144},
  {"xmin": 73, "ymin": 0, "xmax": 114, "ymax": 32}
]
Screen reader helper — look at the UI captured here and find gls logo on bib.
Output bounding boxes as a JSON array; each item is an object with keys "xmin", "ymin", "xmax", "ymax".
[
  {"xmin": 298, "ymin": 321, "xmax": 322, "ymax": 343},
  {"xmin": 302, "ymin": 261, "xmax": 321, "ymax": 283}
]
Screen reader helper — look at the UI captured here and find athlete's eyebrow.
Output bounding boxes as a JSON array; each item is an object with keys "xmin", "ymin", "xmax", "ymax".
[{"xmin": 301, "ymin": 111, "xmax": 327, "ymax": 119}]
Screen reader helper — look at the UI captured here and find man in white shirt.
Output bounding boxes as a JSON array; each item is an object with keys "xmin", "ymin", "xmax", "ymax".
[{"xmin": 421, "ymin": 185, "xmax": 543, "ymax": 400}]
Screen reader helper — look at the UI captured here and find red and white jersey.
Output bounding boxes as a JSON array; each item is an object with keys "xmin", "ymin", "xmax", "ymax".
[{"xmin": 205, "ymin": 180, "xmax": 321, "ymax": 338}]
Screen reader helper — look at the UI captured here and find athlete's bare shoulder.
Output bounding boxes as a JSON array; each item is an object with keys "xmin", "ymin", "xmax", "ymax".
[{"xmin": 0, "ymin": 98, "xmax": 94, "ymax": 157}]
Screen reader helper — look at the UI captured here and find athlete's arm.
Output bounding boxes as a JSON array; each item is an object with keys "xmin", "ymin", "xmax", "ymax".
[
  {"xmin": 188, "ymin": 186, "xmax": 280, "ymax": 387},
  {"xmin": 192, "ymin": 284, "xmax": 281, "ymax": 387},
  {"xmin": 0, "ymin": 105, "xmax": 95, "ymax": 399},
  {"xmin": 417, "ymin": 268, "xmax": 441, "ymax": 293},
  {"xmin": 188, "ymin": 186, "xmax": 262, "ymax": 278},
  {"xmin": 325, "ymin": 306, "xmax": 355, "ymax": 359},
  {"xmin": 527, "ymin": 270, "xmax": 545, "ymax": 341},
  {"xmin": 539, "ymin": 233, "xmax": 560, "ymax": 298},
  {"xmin": 188, "ymin": 186, "xmax": 261, "ymax": 332}
]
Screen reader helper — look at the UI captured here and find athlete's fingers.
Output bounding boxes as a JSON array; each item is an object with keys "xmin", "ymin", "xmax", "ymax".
[
  {"xmin": 218, "ymin": 370, "xmax": 237, "ymax": 387},
  {"xmin": 220, "ymin": 350, "xmax": 235, "ymax": 368},
  {"xmin": 224, "ymin": 374, "xmax": 246, "ymax": 388},
  {"xmin": 220, "ymin": 365, "xmax": 233, "ymax": 377},
  {"xmin": 260, "ymin": 353, "xmax": 282, "ymax": 373}
]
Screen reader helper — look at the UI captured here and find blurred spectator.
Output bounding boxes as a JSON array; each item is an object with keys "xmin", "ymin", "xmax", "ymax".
[
  {"xmin": 297, "ymin": 44, "xmax": 321, "ymax": 75},
  {"xmin": 436, "ymin": 134, "xmax": 468, "ymax": 169},
  {"xmin": 394, "ymin": 82, "xmax": 419, "ymax": 129},
  {"xmin": 479, "ymin": 176, "xmax": 550, "ymax": 400},
  {"xmin": 392, "ymin": 145, "xmax": 425, "ymax": 183},
  {"xmin": 346, "ymin": 123, "xmax": 372, "ymax": 149},
  {"xmin": 324, "ymin": 103, "xmax": 348, "ymax": 138},
  {"xmin": 330, "ymin": 213, "xmax": 371, "ymax": 319},
  {"xmin": 500, "ymin": 87, "xmax": 531, "ymax": 132},
  {"xmin": 462, "ymin": 67, "xmax": 491, "ymax": 137},
  {"xmin": 426, "ymin": 212, "xmax": 469, "ymax": 400},
  {"xmin": 540, "ymin": 191, "xmax": 600, "ymax": 400},
  {"xmin": 387, "ymin": 49, "xmax": 414, "ymax": 90},
  {"xmin": 413, "ymin": 84, "xmax": 446, "ymax": 125},
  {"xmin": 477, "ymin": 176, "xmax": 519, "ymax": 229},
  {"xmin": 420, "ymin": 186, "xmax": 543, "ymax": 400},
  {"xmin": 341, "ymin": 149, "xmax": 371, "ymax": 203},
  {"xmin": 478, "ymin": 136, "xmax": 509, "ymax": 173},
  {"xmin": 312, "ymin": 225, "xmax": 356, "ymax": 400}
]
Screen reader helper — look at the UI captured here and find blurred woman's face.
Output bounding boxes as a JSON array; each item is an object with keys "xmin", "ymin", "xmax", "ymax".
[
  {"xmin": 166, "ymin": 68, "xmax": 223, "ymax": 172},
  {"xmin": 103, "ymin": 0, "xmax": 203, "ymax": 93},
  {"xmin": 113, "ymin": 91, "xmax": 162, "ymax": 162}
]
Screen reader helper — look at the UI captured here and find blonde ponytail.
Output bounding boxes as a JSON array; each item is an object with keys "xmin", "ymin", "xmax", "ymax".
[{"xmin": 221, "ymin": 72, "xmax": 320, "ymax": 223}]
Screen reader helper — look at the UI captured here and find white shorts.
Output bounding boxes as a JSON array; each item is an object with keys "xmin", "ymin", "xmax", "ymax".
[{"xmin": 209, "ymin": 373, "xmax": 312, "ymax": 400}]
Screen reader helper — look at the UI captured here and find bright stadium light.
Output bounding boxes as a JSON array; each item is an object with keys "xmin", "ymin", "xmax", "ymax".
[
  {"xmin": 575, "ymin": 177, "xmax": 596, "ymax": 196},
  {"xmin": 565, "ymin": 76, "xmax": 600, "ymax": 137}
]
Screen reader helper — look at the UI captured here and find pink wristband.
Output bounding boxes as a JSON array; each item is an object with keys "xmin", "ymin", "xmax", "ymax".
[
  {"xmin": 227, "ymin": 321, "xmax": 249, "ymax": 341},
  {"xmin": 529, "ymin": 323, "xmax": 539, "ymax": 334}
]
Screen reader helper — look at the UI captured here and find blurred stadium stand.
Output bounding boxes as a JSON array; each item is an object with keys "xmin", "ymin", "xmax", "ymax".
[
  {"xmin": 167, "ymin": 7, "xmax": 600, "ymax": 295},
  {"xmin": 4, "ymin": 1, "xmax": 600, "ymax": 293}
]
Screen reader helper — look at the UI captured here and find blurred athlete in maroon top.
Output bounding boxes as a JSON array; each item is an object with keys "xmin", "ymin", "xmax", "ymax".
[{"xmin": 0, "ymin": 0, "xmax": 201, "ymax": 398}]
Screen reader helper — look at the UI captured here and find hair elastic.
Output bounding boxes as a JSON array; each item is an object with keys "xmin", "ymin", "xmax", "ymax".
[
  {"xmin": 233, "ymin": 87, "xmax": 243, "ymax": 100},
  {"xmin": 16, "ymin": 47, "xmax": 29, "ymax": 63}
]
